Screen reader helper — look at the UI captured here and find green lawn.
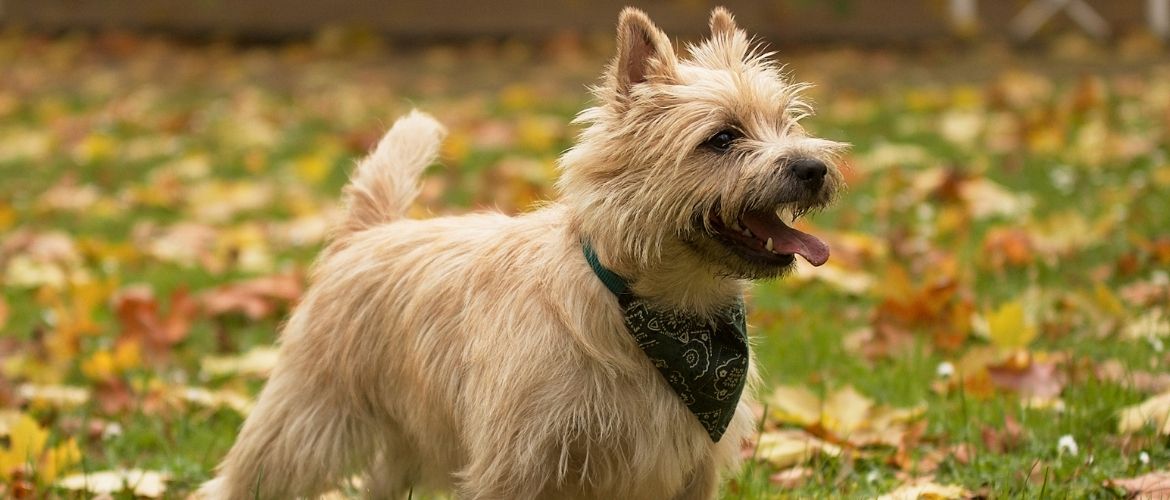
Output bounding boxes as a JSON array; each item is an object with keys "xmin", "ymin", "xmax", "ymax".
[{"xmin": 1, "ymin": 31, "xmax": 1168, "ymax": 498}]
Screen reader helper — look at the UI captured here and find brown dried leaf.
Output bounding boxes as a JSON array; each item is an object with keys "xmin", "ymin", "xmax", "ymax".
[
  {"xmin": 769, "ymin": 466, "xmax": 813, "ymax": 488},
  {"xmin": 986, "ymin": 357, "xmax": 1065, "ymax": 400},
  {"xmin": 200, "ymin": 273, "xmax": 303, "ymax": 320},
  {"xmin": 114, "ymin": 286, "xmax": 198, "ymax": 358},
  {"xmin": 1097, "ymin": 359, "xmax": 1170, "ymax": 394},
  {"xmin": 1120, "ymin": 278, "xmax": 1170, "ymax": 308},
  {"xmin": 1107, "ymin": 471, "xmax": 1170, "ymax": 499}
]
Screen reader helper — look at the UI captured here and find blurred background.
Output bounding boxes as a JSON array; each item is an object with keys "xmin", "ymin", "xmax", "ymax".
[
  {"xmin": 1, "ymin": 0, "xmax": 1164, "ymax": 41},
  {"xmin": 1, "ymin": 1, "xmax": 1169, "ymax": 498}
]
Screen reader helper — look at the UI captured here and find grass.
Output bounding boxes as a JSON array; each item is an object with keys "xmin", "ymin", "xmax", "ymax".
[{"xmin": 1, "ymin": 31, "xmax": 1168, "ymax": 498}]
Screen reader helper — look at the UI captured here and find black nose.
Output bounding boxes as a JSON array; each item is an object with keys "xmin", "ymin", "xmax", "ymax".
[{"xmin": 790, "ymin": 158, "xmax": 827, "ymax": 188}]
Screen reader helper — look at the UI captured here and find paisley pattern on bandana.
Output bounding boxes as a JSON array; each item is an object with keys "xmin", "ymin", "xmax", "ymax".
[{"xmin": 583, "ymin": 243, "xmax": 749, "ymax": 442}]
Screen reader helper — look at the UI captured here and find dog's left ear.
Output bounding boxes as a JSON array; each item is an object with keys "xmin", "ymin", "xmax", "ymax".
[
  {"xmin": 709, "ymin": 7, "xmax": 738, "ymax": 38},
  {"xmin": 611, "ymin": 7, "xmax": 678, "ymax": 94}
]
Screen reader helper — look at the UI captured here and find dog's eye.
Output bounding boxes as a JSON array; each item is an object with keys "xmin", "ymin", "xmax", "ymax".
[{"xmin": 704, "ymin": 129, "xmax": 741, "ymax": 152}]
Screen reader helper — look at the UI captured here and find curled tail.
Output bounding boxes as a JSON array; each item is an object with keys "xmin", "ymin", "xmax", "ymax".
[{"xmin": 338, "ymin": 110, "xmax": 446, "ymax": 236}]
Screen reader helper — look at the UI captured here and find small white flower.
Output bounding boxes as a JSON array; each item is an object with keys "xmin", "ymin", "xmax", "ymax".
[
  {"xmin": 936, "ymin": 361, "xmax": 955, "ymax": 379},
  {"xmin": 1140, "ymin": 451, "xmax": 1150, "ymax": 465},
  {"xmin": 1057, "ymin": 434, "xmax": 1078, "ymax": 456},
  {"xmin": 1153, "ymin": 270, "xmax": 1169, "ymax": 287},
  {"xmin": 102, "ymin": 422, "xmax": 123, "ymax": 440},
  {"xmin": 1049, "ymin": 167, "xmax": 1076, "ymax": 193},
  {"xmin": 865, "ymin": 470, "xmax": 880, "ymax": 483}
]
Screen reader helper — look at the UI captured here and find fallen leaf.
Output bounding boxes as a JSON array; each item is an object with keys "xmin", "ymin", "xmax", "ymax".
[
  {"xmin": 986, "ymin": 355, "xmax": 1065, "ymax": 400},
  {"xmin": 768, "ymin": 385, "xmax": 824, "ymax": 427},
  {"xmin": 754, "ymin": 430, "xmax": 842, "ymax": 468},
  {"xmin": 769, "ymin": 385, "xmax": 925, "ymax": 447},
  {"xmin": 876, "ymin": 478, "xmax": 970, "ymax": 500},
  {"xmin": 17, "ymin": 384, "xmax": 91, "ymax": 408},
  {"xmin": 986, "ymin": 300, "xmax": 1037, "ymax": 350},
  {"xmin": 201, "ymin": 345, "xmax": 280, "ymax": 378},
  {"xmin": 114, "ymin": 285, "xmax": 198, "ymax": 360},
  {"xmin": 1122, "ymin": 309, "xmax": 1170, "ymax": 342},
  {"xmin": 178, "ymin": 386, "xmax": 254, "ymax": 414},
  {"xmin": 769, "ymin": 466, "xmax": 813, "ymax": 488},
  {"xmin": 201, "ymin": 273, "xmax": 302, "ymax": 320},
  {"xmin": 56, "ymin": 469, "xmax": 169, "ymax": 498},
  {"xmin": 981, "ymin": 227, "xmax": 1035, "ymax": 271},
  {"xmin": 1120, "ymin": 276, "xmax": 1170, "ymax": 308},
  {"xmin": 1119, "ymin": 391, "xmax": 1170, "ymax": 435},
  {"xmin": 822, "ymin": 385, "xmax": 874, "ymax": 437},
  {"xmin": 1106, "ymin": 470, "xmax": 1170, "ymax": 499},
  {"xmin": 0, "ymin": 413, "xmax": 80, "ymax": 483},
  {"xmin": 1097, "ymin": 359, "xmax": 1170, "ymax": 394}
]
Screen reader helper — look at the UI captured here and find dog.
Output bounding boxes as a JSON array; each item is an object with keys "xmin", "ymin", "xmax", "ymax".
[{"xmin": 201, "ymin": 6, "xmax": 844, "ymax": 499}]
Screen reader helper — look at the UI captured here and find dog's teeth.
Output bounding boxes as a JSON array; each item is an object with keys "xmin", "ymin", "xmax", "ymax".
[
  {"xmin": 741, "ymin": 228, "xmax": 752, "ymax": 237},
  {"xmin": 765, "ymin": 237, "xmax": 774, "ymax": 252},
  {"xmin": 730, "ymin": 220, "xmax": 742, "ymax": 231}
]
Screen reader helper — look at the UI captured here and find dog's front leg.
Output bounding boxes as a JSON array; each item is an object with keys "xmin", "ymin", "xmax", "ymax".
[{"xmin": 672, "ymin": 457, "xmax": 717, "ymax": 500}]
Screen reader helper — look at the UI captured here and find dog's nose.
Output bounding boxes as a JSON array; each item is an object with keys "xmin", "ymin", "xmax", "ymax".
[{"xmin": 790, "ymin": 158, "xmax": 827, "ymax": 188}]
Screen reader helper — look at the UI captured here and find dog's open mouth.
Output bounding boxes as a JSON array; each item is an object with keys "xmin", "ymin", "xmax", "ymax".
[{"xmin": 708, "ymin": 206, "xmax": 830, "ymax": 267}]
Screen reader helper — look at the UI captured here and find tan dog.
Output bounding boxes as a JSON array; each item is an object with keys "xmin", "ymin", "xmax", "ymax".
[{"xmin": 201, "ymin": 6, "xmax": 844, "ymax": 499}]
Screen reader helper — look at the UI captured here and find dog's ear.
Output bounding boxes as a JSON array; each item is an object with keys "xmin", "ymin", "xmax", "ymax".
[
  {"xmin": 611, "ymin": 7, "xmax": 678, "ymax": 93},
  {"xmin": 708, "ymin": 7, "xmax": 738, "ymax": 38}
]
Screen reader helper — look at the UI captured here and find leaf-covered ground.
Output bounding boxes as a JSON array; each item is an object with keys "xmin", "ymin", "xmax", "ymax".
[{"xmin": 1, "ymin": 30, "xmax": 1169, "ymax": 498}]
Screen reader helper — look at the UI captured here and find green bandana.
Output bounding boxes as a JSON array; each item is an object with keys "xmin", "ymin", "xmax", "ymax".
[{"xmin": 583, "ymin": 243, "xmax": 749, "ymax": 442}]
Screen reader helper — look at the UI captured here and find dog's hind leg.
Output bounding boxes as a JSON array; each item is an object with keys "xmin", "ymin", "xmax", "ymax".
[
  {"xmin": 671, "ymin": 458, "xmax": 717, "ymax": 500},
  {"xmin": 360, "ymin": 430, "xmax": 419, "ymax": 499},
  {"xmin": 199, "ymin": 365, "xmax": 372, "ymax": 499}
]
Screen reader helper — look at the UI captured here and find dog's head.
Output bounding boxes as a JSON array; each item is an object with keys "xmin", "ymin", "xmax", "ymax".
[{"xmin": 560, "ymin": 7, "xmax": 847, "ymax": 280}]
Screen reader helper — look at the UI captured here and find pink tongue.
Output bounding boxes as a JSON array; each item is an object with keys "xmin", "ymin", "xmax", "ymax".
[{"xmin": 740, "ymin": 210, "xmax": 830, "ymax": 266}]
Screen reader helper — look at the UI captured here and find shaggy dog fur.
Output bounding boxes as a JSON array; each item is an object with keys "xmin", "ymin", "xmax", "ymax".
[{"xmin": 201, "ymin": 7, "xmax": 844, "ymax": 499}]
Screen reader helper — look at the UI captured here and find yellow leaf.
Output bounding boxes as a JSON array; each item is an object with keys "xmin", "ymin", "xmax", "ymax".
[
  {"xmin": 768, "ymin": 385, "xmax": 823, "ymax": 426},
  {"xmin": 0, "ymin": 202, "xmax": 15, "ymax": 231},
  {"xmin": 986, "ymin": 300, "xmax": 1036, "ymax": 350},
  {"xmin": 294, "ymin": 153, "xmax": 331, "ymax": 184},
  {"xmin": 1094, "ymin": 283, "xmax": 1126, "ymax": 318},
  {"xmin": 72, "ymin": 133, "xmax": 116, "ymax": 164},
  {"xmin": 877, "ymin": 479, "xmax": 970, "ymax": 500},
  {"xmin": 114, "ymin": 341, "xmax": 142, "ymax": 371},
  {"xmin": 1118, "ymin": 391, "xmax": 1170, "ymax": 435},
  {"xmin": 0, "ymin": 414, "xmax": 49, "ymax": 478},
  {"xmin": 500, "ymin": 83, "xmax": 536, "ymax": 111},
  {"xmin": 754, "ymin": 430, "xmax": 841, "ymax": 468},
  {"xmin": 822, "ymin": 386, "xmax": 873, "ymax": 436},
  {"xmin": 442, "ymin": 131, "xmax": 471, "ymax": 164},
  {"xmin": 516, "ymin": 115, "xmax": 561, "ymax": 152},
  {"xmin": 40, "ymin": 438, "xmax": 81, "ymax": 482},
  {"xmin": 80, "ymin": 350, "xmax": 117, "ymax": 380}
]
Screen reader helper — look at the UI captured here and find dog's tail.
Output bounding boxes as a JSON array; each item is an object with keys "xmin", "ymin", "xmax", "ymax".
[{"xmin": 338, "ymin": 110, "xmax": 446, "ymax": 236}]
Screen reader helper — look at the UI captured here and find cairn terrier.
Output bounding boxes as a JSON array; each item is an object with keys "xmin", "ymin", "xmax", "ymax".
[{"xmin": 202, "ymin": 6, "xmax": 845, "ymax": 499}]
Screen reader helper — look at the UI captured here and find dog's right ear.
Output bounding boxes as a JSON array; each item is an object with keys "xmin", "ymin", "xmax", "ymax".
[{"xmin": 611, "ymin": 7, "xmax": 678, "ymax": 94}]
